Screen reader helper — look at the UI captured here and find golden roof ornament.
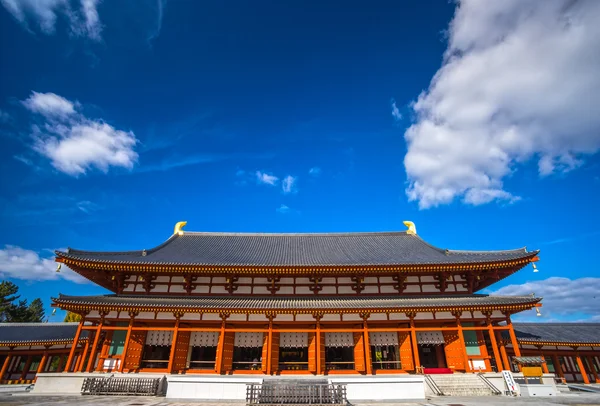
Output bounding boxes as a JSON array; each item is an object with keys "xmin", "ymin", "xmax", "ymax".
[
  {"xmin": 403, "ymin": 221, "xmax": 416, "ymax": 235},
  {"xmin": 174, "ymin": 221, "xmax": 187, "ymax": 235}
]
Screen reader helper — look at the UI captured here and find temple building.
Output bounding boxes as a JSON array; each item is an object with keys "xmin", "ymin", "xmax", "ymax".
[{"xmin": 11, "ymin": 221, "xmax": 598, "ymax": 398}]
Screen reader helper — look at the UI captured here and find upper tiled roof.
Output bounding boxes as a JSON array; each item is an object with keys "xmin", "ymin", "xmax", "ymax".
[
  {"xmin": 53, "ymin": 294, "xmax": 540, "ymax": 313},
  {"xmin": 0, "ymin": 322, "xmax": 88, "ymax": 346},
  {"xmin": 56, "ymin": 231, "xmax": 537, "ymax": 267},
  {"xmin": 510, "ymin": 323, "xmax": 600, "ymax": 345}
]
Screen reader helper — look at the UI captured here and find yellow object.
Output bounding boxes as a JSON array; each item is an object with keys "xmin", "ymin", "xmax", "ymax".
[
  {"xmin": 522, "ymin": 366, "xmax": 543, "ymax": 377},
  {"xmin": 174, "ymin": 221, "xmax": 187, "ymax": 235},
  {"xmin": 403, "ymin": 221, "xmax": 416, "ymax": 235}
]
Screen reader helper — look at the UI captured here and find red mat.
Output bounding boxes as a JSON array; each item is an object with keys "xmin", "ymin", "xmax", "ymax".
[{"xmin": 423, "ymin": 368, "xmax": 453, "ymax": 374}]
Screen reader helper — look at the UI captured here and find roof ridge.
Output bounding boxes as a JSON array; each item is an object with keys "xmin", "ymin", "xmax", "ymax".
[
  {"xmin": 0, "ymin": 322, "xmax": 80, "ymax": 327},
  {"xmin": 182, "ymin": 231, "xmax": 409, "ymax": 236}
]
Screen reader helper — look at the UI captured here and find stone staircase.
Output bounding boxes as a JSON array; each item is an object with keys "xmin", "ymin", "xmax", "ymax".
[{"xmin": 427, "ymin": 373, "xmax": 499, "ymax": 396}]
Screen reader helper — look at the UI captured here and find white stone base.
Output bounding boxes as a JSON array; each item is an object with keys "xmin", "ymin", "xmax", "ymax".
[
  {"xmin": 32, "ymin": 372, "xmax": 166, "ymax": 395},
  {"xmin": 329, "ymin": 375, "xmax": 425, "ymax": 400},
  {"xmin": 166, "ymin": 374, "xmax": 425, "ymax": 401},
  {"xmin": 33, "ymin": 373, "xmax": 426, "ymax": 401},
  {"xmin": 167, "ymin": 375, "xmax": 263, "ymax": 400}
]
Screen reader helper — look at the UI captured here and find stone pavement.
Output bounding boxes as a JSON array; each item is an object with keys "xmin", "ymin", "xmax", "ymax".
[{"xmin": 1, "ymin": 393, "xmax": 600, "ymax": 406}]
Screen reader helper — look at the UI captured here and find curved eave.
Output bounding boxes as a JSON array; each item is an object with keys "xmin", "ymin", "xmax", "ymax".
[
  {"xmin": 52, "ymin": 296, "xmax": 541, "ymax": 316},
  {"xmin": 56, "ymin": 252, "xmax": 539, "ymax": 274},
  {"xmin": 517, "ymin": 339, "xmax": 600, "ymax": 347},
  {"xmin": 0, "ymin": 337, "xmax": 88, "ymax": 348}
]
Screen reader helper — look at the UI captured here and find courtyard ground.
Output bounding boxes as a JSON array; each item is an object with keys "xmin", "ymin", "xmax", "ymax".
[{"xmin": 1, "ymin": 393, "xmax": 600, "ymax": 406}]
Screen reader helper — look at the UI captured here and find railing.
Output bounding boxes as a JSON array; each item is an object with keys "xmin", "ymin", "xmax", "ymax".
[
  {"xmin": 372, "ymin": 361, "xmax": 402, "ymax": 370},
  {"xmin": 189, "ymin": 360, "xmax": 216, "ymax": 369},
  {"xmin": 325, "ymin": 361, "xmax": 355, "ymax": 371},
  {"xmin": 278, "ymin": 362, "xmax": 309, "ymax": 371},
  {"xmin": 234, "ymin": 361, "xmax": 263, "ymax": 370},
  {"xmin": 477, "ymin": 373, "xmax": 502, "ymax": 395},
  {"xmin": 424, "ymin": 375, "xmax": 444, "ymax": 396},
  {"xmin": 246, "ymin": 383, "xmax": 347, "ymax": 405},
  {"xmin": 81, "ymin": 376, "xmax": 164, "ymax": 396},
  {"xmin": 140, "ymin": 359, "xmax": 169, "ymax": 369}
]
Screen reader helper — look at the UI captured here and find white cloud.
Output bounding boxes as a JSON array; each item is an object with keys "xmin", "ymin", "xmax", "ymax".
[
  {"xmin": 282, "ymin": 175, "xmax": 297, "ymax": 194},
  {"xmin": 390, "ymin": 98, "xmax": 402, "ymax": 122},
  {"xmin": 0, "ymin": 0, "xmax": 102, "ymax": 40},
  {"xmin": 256, "ymin": 170, "xmax": 278, "ymax": 186},
  {"xmin": 23, "ymin": 91, "xmax": 77, "ymax": 119},
  {"xmin": 309, "ymin": 167, "xmax": 321, "ymax": 176},
  {"xmin": 22, "ymin": 91, "xmax": 138, "ymax": 176},
  {"xmin": 492, "ymin": 277, "xmax": 600, "ymax": 321},
  {"xmin": 0, "ymin": 245, "xmax": 89, "ymax": 284},
  {"xmin": 403, "ymin": 0, "xmax": 600, "ymax": 209},
  {"xmin": 276, "ymin": 204, "xmax": 290, "ymax": 214},
  {"xmin": 0, "ymin": 109, "xmax": 10, "ymax": 123}
]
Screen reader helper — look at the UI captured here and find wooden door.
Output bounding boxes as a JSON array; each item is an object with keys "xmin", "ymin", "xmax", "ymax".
[
  {"xmin": 319, "ymin": 333, "xmax": 326, "ymax": 374},
  {"xmin": 173, "ymin": 331, "xmax": 191, "ymax": 372},
  {"xmin": 221, "ymin": 332, "xmax": 235, "ymax": 372},
  {"xmin": 123, "ymin": 330, "xmax": 147, "ymax": 371},
  {"xmin": 443, "ymin": 330, "xmax": 465, "ymax": 371},
  {"xmin": 398, "ymin": 332, "xmax": 414, "ymax": 371},
  {"xmin": 261, "ymin": 333, "xmax": 269, "ymax": 372},
  {"xmin": 270, "ymin": 332, "xmax": 280, "ymax": 373},
  {"xmin": 308, "ymin": 332, "xmax": 316, "ymax": 373},
  {"xmin": 353, "ymin": 331, "xmax": 366, "ymax": 373}
]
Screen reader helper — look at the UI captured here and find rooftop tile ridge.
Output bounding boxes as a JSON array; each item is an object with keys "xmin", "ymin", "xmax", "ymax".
[
  {"xmin": 447, "ymin": 247, "xmax": 534, "ymax": 255},
  {"xmin": 56, "ymin": 234, "xmax": 179, "ymax": 257},
  {"xmin": 0, "ymin": 322, "xmax": 80, "ymax": 327},
  {"xmin": 182, "ymin": 231, "xmax": 410, "ymax": 237}
]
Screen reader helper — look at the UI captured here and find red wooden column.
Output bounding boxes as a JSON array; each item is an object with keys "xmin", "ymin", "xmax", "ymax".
[
  {"xmin": 76, "ymin": 340, "xmax": 91, "ymax": 372},
  {"xmin": 37, "ymin": 351, "xmax": 49, "ymax": 375},
  {"xmin": 118, "ymin": 312, "xmax": 137, "ymax": 373},
  {"xmin": 86, "ymin": 312, "xmax": 107, "ymax": 372},
  {"xmin": 506, "ymin": 316, "xmax": 521, "ymax": 357},
  {"xmin": 315, "ymin": 317, "xmax": 322, "ymax": 375},
  {"xmin": 587, "ymin": 356, "xmax": 600, "ymax": 383},
  {"xmin": 266, "ymin": 319, "xmax": 273, "ymax": 374},
  {"xmin": 167, "ymin": 313, "xmax": 182, "ymax": 373},
  {"xmin": 408, "ymin": 313, "xmax": 420, "ymax": 372},
  {"xmin": 539, "ymin": 352, "xmax": 549, "ymax": 374},
  {"xmin": 496, "ymin": 332, "xmax": 510, "ymax": 371},
  {"xmin": 575, "ymin": 352, "xmax": 590, "ymax": 384},
  {"xmin": 453, "ymin": 311, "xmax": 470, "ymax": 372},
  {"xmin": 215, "ymin": 319, "xmax": 226, "ymax": 375},
  {"xmin": 20, "ymin": 356, "xmax": 33, "ymax": 381},
  {"xmin": 64, "ymin": 317, "xmax": 85, "ymax": 372},
  {"xmin": 485, "ymin": 313, "xmax": 503, "ymax": 371},
  {"xmin": 552, "ymin": 355, "xmax": 565, "ymax": 382},
  {"xmin": 362, "ymin": 315, "xmax": 372, "ymax": 375},
  {"xmin": 0, "ymin": 354, "xmax": 12, "ymax": 382}
]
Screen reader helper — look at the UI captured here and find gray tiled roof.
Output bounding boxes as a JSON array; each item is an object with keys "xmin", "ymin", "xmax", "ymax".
[
  {"xmin": 0, "ymin": 322, "xmax": 88, "ymax": 345},
  {"xmin": 53, "ymin": 294, "xmax": 540, "ymax": 312},
  {"xmin": 510, "ymin": 323, "xmax": 600, "ymax": 345},
  {"xmin": 56, "ymin": 231, "xmax": 537, "ymax": 267}
]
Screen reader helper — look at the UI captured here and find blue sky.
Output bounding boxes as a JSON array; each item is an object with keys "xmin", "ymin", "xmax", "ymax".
[{"xmin": 0, "ymin": 0, "xmax": 599, "ymax": 323}]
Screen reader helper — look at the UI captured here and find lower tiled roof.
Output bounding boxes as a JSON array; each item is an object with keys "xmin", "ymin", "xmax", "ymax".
[
  {"xmin": 511, "ymin": 323, "xmax": 600, "ymax": 345},
  {"xmin": 53, "ymin": 294, "xmax": 540, "ymax": 313},
  {"xmin": 0, "ymin": 322, "xmax": 88, "ymax": 346}
]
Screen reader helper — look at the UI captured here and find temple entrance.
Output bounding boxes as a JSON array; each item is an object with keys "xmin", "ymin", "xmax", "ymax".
[
  {"xmin": 418, "ymin": 344, "xmax": 447, "ymax": 369},
  {"xmin": 233, "ymin": 332, "xmax": 263, "ymax": 370},
  {"xmin": 325, "ymin": 332, "xmax": 355, "ymax": 370},
  {"xmin": 278, "ymin": 333, "xmax": 308, "ymax": 371},
  {"xmin": 369, "ymin": 332, "xmax": 401, "ymax": 370},
  {"xmin": 416, "ymin": 331, "xmax": 447, "ymax": 369}
]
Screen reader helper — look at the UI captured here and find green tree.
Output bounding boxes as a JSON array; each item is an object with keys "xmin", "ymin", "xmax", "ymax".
[
  {"xmin": 64, "ymin": 311, "xmax": 82, "ymax": 322},
  {"xmin": 0, "ymin": 280, "xmax": 45, "ymax": 322},
  {"xmin": 0, "ymin": 281, "xmax": 20, "ymax": 322},
  {"xmin": 27, "ymin": 298, "xmax": 45, "ymax": 322}
]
